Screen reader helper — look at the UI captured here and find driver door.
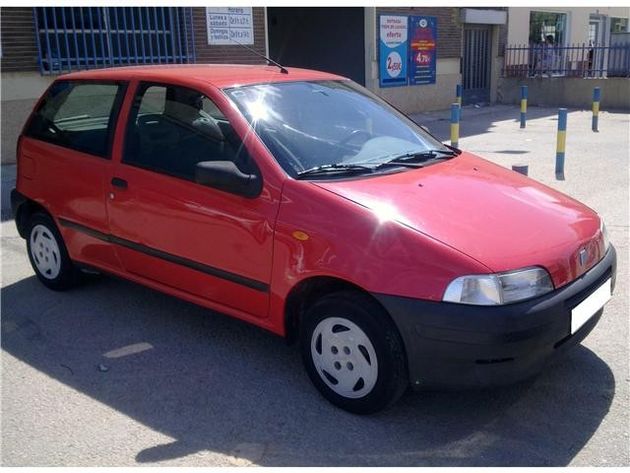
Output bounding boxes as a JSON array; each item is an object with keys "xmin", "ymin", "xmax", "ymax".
[{"xmin": 107, "ymin": 81, "xmax": 277, "ymax": 319}]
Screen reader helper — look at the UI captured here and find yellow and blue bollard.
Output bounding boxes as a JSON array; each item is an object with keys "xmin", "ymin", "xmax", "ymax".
[
  {"xmin": 450, "ymin": 103, "xmax": 460, "ymax": 148},
  {"xmin": 592, "ymin": 87, "xmax": 601, "ymax": 132},
  {"xmin": 555, "ymin": 108, "xmax": 567, "ymax": 180},
  {"xmin": 456, "ymin": 84, "xmax": 462, "ymax": 118},
  {"xmin": 520, "ymin": 85, "xmax": 528, "ymax": 129}
]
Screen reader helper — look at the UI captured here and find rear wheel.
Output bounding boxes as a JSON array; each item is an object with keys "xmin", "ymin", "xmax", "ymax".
[
  {"xmin": 301, "ymin": 291, "xmax": 408, "ymax": 414},
  {"xmin": 26, "ymin": 213, "xmax": 78, "ymax": 291}
]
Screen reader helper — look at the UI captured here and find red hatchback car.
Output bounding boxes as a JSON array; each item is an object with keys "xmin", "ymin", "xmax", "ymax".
[{"xmin": 12, "ymin": 65, "xmax": 616, "ymax": 413}]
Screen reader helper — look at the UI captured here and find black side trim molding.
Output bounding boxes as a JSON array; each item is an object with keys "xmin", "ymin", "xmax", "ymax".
[{"xmin": 58, "ymin": 218, "xmax": 269, "ymax": 293}]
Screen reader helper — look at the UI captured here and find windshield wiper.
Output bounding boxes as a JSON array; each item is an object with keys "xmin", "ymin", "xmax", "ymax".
[
  {"xmin": 296, "ymin": 163, "xmax": 375, "ymax": 179},
  {"xmin": 351, "ymin": 148, "xmax": 459, "ymax": 168},
  {"xmin": 385, "ymin": 149, "xmax": 458, "ymax": 164},
  {"xmin": 296, "ymin": 148, "xmax": 459, "ymax": 179}
]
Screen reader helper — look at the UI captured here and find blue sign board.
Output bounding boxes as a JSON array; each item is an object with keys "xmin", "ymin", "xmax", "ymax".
[
  {"xmin": 408, "ymin": 16, "xmax": 437, "ymax": 85},
  {"xmin": 379, "ymin": 15, "xmax": 408, "ymax": 87}
]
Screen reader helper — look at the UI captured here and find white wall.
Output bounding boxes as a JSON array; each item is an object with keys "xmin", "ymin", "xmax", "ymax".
[
  {"xmin": 1, "ymin": 71, "xmax": 55, "ymax": 101},
  {"xmin": 507, "ymin": 7, "xmax": 630, "ymax": 45},
  {"xmin": 1, "ymin": 72, "xmax": 55, "ymax": 164}
]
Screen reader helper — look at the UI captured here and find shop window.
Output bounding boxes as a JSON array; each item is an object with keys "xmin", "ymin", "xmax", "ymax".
[
  {"xmin": 610, "ymin": 17, "xmax": 629, "ymax": 34},
  {"xmin": 529, "ymin": 11, "xmax": 567, "ymax": 45}
]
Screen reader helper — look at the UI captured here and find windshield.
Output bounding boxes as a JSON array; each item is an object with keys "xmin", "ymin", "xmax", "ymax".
[{"xmin": 225, "ymin": 80, "xmax": 451, "ymax": 178}]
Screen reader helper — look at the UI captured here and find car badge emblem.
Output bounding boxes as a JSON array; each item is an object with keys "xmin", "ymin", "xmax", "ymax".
[{"xmin": 579, "ymin": 248, "xmax": 588, "ymax": 267}]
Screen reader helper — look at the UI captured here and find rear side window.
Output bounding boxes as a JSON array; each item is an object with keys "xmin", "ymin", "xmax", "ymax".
[
  {"xmin": 24, "ymin": 81, "xmax": 126, "ymax": 158},
  {"xmin": 123, "ymin": 83, "xmax": 256, "ymax": 181}
]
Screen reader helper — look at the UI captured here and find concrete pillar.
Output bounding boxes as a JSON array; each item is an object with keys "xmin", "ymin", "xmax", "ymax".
[{"xmin": 490, "ymin": 25, "xmax": 501, "ymax": 103}]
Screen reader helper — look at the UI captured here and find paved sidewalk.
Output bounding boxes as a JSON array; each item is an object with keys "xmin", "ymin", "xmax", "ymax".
[{"xmin": 410, "ymin": 103, "xmax": 517, "ymax": 128}]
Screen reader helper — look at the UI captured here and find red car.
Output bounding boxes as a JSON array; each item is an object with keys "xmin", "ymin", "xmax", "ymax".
[{"xmin": 11, "ymin": 65, "xmax": 616, "ymax": 414}]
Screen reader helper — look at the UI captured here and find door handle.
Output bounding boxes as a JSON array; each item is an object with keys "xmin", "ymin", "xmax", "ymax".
[{"xmin": 111, "ymin": 177, "xmax": 128, "ymax": 189}]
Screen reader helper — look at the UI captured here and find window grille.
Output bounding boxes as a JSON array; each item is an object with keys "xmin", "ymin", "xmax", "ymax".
[{"xmin": 34, "ymin": 7, "xmax": 196, "ymax": 74}]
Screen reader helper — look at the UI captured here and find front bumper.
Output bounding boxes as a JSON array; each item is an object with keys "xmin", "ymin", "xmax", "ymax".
[{"xmin": 374, "ymin": 245, "xmax": 617, "ymax": 389}]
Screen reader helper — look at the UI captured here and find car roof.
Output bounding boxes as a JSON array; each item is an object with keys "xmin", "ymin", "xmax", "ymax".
[{"xmin": 59, "ymin": 64, "xmax": 348, "ymax": 89}]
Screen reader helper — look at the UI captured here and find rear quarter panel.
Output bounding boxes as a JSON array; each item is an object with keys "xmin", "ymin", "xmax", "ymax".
[{"xmin": 17, "ymin": 137, "xmax": 121, "ymax": 270}]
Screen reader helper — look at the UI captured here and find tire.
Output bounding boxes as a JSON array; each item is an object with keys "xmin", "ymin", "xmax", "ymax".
[
  {"xmin": 300, "ymin": 290, "xmax": 408, "ymax": 414},
  {"xmin": 26, "ymin": 212, "xmax": 79, "ymax": 291}
]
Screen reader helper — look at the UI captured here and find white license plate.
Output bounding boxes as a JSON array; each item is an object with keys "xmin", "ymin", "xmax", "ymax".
[{"xmin": 571, "ymin": 278, "xmax": 612, "ymax": 334}]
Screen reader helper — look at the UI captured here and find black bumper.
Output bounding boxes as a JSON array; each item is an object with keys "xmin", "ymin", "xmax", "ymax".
[{"xmin": 374, "ymin": 246, "xmax": 617, "ymax": 390}]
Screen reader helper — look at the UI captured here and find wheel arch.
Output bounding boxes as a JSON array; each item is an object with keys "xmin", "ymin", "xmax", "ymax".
[
  {"xmin": 14, "ymin": 196, "xmax": 50, "ymax": 238},
  {"xmin": 283, "ymin": 275, "xmax": 394, "ymax": 345}
]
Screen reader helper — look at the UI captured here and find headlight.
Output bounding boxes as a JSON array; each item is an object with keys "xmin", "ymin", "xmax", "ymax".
[
  {"xmin": 600, "ymin": 219, "xmax": 610, "ymax": 252},
  {"xmin": 443, "ymin": 267, "xmax": 554, "ymax": 305}
]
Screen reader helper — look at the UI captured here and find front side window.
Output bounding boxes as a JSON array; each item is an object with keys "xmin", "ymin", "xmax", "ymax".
[
  {"xmin": 226, "ymin": 80, "xmax": 450, "ymax": 178},
  {"xmin": 123, "ymin": 83, "xmax": 255, "ymax": 181},
  {"xmin": 25, "ymin": 81, "xmax": 125, "ymax": 157}
]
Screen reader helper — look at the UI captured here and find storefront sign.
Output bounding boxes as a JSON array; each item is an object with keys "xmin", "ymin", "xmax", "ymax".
[
  {"xmin": 408, "ymin": 16, "xmax": 437, "ymax": 85},
  {"xmin": 379, "ymin": 15, "xmax": 408, "ymax": 87},
  {"xmin": 206, "ymin": 7, "xmax": 254, "ymax": 45}
]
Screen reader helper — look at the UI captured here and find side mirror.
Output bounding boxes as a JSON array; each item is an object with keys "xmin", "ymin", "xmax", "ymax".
[{"xmin": 195, "ymin": 161, "xmax": 262, "ymax": 198}]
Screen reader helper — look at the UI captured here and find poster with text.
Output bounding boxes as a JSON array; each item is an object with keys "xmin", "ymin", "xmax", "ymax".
[
  {"xmin": 408, "ymin": 16, "xmax": 437, "ymax": 85},
  {"xmin": 379, "ymin": 15, "xmax": 408, "ymax": 87},
  {"xmin": 207, "ymin": 7, "xmax": 254, "ymax": 45}
]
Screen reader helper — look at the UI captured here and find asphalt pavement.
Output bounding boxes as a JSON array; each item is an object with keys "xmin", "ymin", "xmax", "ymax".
[{"xmin": 1, "ymin": 105, "xmax": 628, "ymax": 466}]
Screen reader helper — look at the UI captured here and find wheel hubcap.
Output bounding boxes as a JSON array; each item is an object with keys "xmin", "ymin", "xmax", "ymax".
[
  {"xmin": 311, "ymin": 317, "xmax": 378, "ymax": 399},
  {"xmin": 30, "ymin": 224, "xmax": 61, "ymax": 279}
]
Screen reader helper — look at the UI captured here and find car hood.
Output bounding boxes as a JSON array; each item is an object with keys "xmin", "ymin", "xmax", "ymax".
[{"xmin": 314, "ymin": 153, "xmax": 605, "ymax": 288}]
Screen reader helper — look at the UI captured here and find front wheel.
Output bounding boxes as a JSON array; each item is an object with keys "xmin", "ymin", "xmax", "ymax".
[{"xmin": 300, "ymin": 291, "xmax": 408, "ymax": 414}]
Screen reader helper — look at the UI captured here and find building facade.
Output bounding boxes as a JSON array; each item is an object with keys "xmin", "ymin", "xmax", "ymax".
[
  {"xmin": 1, "ymin": 6, "xmax": 509, "ymax": 163},
  {"xmin": 498, "ymin": 7, "xmax": 630, "ymax": 110},
  {"xmin": 506, "ymin": 7, "xmax": 629, "ymax": 47}
]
